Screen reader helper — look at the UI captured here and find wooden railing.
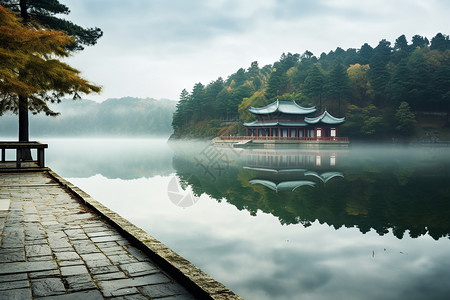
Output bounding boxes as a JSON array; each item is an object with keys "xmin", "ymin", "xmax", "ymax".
[
  {"xmin": 219, "ymin": 136, "xmax": 349, "ymax": 142},
  {"xmin": 0, "ymin": 142, "xmax": 48, "ymax": 168}
]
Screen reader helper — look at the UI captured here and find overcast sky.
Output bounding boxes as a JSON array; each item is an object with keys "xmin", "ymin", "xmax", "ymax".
[{"xmin": 62, "ymin": 0, "xmax": 450, "ymax": 102}]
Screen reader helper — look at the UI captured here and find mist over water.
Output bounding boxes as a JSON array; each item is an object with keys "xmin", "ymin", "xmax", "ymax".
[{"xmin": 43, "ymin": 138, "xmax": 450, "ymax": 300}]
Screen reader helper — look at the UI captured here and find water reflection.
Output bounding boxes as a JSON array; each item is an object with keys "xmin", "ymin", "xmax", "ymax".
[
  {"xmin": 243, "ymin": 149, "xmax": 344, "ymax": 192},
  {"xmin": 171, "ymin": 143, "xmax": 450, "ymax": 240},
  {"xmin": 45, "ymin": 139, "xmax": 450, "ymax": 300}
]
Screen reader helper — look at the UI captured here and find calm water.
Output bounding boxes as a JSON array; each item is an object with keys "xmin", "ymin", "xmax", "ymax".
[{"xmin": 43, "ymin": 138, "xmax": 450, "ymax": 300}]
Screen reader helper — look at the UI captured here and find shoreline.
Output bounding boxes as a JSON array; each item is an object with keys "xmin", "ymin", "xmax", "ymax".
[{"xmin": 47, "ymin": 169, "xmax": 242, "ymax": 300}]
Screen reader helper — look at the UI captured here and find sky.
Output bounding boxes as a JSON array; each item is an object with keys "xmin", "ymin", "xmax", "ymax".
[{"xmin": 61, "ymin": 0, "xmax": 450, "ymax": 102}]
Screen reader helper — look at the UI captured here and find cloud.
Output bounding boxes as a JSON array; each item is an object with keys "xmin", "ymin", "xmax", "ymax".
[{"xmin": 61, "ymin": 0, "xmax": 450, "ymax": 101}]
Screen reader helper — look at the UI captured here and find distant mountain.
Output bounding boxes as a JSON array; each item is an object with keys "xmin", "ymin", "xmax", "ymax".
[{"xmin": 0, "ymin": 97, "xmax": 177, "ymax": 138}]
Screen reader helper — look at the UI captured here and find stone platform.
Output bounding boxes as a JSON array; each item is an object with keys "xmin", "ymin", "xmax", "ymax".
[{"xmin": 0, "ymin": 170, "xmax": 241, "ymax": 299}]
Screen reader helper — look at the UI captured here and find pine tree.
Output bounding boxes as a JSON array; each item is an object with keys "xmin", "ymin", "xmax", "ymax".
[
  {"xmin": 1, "ymin": 0, "xmax": 102, "ymax": 51},
  {"xmin": 303, "ymin": 64, "xmax": 324, "ymax": 110},
  {"xmin": 0, "ymin": 0, "xmax": 102, "ymax": 150},
  {"xmin": 395, "ymin": 102, "xmax": 416, "ymax": 136},
  {"xmin": 0, "ymin": 5, "xmax": 101, "ymax": 142}
]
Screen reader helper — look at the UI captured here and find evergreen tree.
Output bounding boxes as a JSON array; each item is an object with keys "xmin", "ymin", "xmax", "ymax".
[
  {"xmin": 303, "ymin": 64, "xmax": 324, "ymax": 110},
  {"xmin": 0, "ymin": 5, "xmax": 100, "ymax": 130},
  {"xmin": 172, "ymin": 89, "xmax": 189, "ymax": 133},
  {"xmin": 430, "ymin": 33, "xmax": 450, "ymax": 51},
  {"xmin": 358, "ymin": 43, "xmax": 374, "ymax": 65},
  {"xmin": 430, "ymin": 63, "xmax": 450, "ymax": 113},
  {"xmin": 392, "ymin": 34, "xmax": 409, "ymax": 62},
  {"xmin": 326, "ymin": 64, "xmax": 349, "ymax": 115},
  {"xmin": 1, "ymin": 0, "xmax": 102, "ymax": 51},
  {"xmin": 265, "ymin": 68, "xmax": 289, "ymax": 100},
  {"xmin": 216, "ymin": 88, "xmax": 232, "ymax": 119},
  {"xmin": 386, "ymin": 59, "xmax": 410, "ymax": 105},
  {"xmin": 395, "ymin": 102, "xmax": 416, "ymax": 136},
  {"xmin": 407, "ymin": 48, "xmax": 431, "ymax": 109},
  {"xmin": 190, "ymin": 83, "xmax": 206, "ymax": 121},
  {"xmin": 278, "ymin": 52, "xmax": 300, "ymax": 72},
  {"xmin": 369, "ymin": 54, "xmax": 390, "ymax": 103},
  {"xmin": 411, "ymin": 35, "xmax": 429, "ymax": 50},
  {"xmin": 394, "ymin": 35, "xmax": 409, "ymax": 52},
  {"xmin": 0, "ymin": 0, "xmax": 102, "ymax": 150}
]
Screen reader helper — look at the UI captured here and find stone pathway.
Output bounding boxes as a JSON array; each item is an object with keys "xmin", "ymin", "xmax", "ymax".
[{"xmin": 0, "ymin": 171, "xmax": 198, "ymax": 299}]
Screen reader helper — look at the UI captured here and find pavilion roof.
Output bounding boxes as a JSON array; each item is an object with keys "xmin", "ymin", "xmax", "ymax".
[
  {"xmin": 304, "ymin": 110, "xmax": 345, "ymax": 125},
  {"xmin": 248, "ymin": 100, "xmax": 316, "ymax": 115},
  {"xmin": 249, "ymin": 179, "xmax": 316, "ymax": 192},
  {"xmin": 304, "ymin": 171, "xmax": 344, "ymax": 183}
]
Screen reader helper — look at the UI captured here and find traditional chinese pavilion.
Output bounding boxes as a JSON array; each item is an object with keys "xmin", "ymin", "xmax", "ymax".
[{"xmin": 243, "ymin": 100, "xmax": 345, "ymax": 140}]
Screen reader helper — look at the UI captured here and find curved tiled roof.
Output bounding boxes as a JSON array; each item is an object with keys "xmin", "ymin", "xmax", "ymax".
[
  {"xmin": 304, "ymin": 171, "xmax": 344, "ymax": 183},
  {"xmin": 248, "ymin": 100, "xmax": 316, "ymax": 115},
  {"xmin": 304, "ymin": 110, "xmax": 345, "ymax": 125},
  {"xmin": 249, "ymin": 179, "xmax": 316, "ymax": 192}
]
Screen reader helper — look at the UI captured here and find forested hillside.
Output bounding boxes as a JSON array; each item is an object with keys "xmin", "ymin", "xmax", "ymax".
[
  {"xmin": 172, "ymin": 33, "xmax": 450, "ymax": 140},
  {"xmin": 0, "ymin": 97, "xmax": 176, "ymax": 137}
]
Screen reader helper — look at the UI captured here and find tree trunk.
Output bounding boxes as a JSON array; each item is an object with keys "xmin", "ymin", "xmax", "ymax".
[
  {"xmin": 19, "ymin": 0, "xmax": 29, "ymax": 23},
  {"xmin": 18, "ymin": 95, "xmax": 32, "ymax": 160}
]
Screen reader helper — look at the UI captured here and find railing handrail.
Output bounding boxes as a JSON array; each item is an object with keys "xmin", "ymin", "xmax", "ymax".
[
  {"xmin": 0, "ymin": 141, "xmax": 48, "ymax": 148},
  {"xmin": 0, "ymin": 141, "xmax": 48, "ymax": 168},
  {"xmin": 218, "ymin": 136, "xmax": 349, "ymax": 142}
]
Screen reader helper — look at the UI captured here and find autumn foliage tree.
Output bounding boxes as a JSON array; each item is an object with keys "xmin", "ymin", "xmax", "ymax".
[
  {"xmin": 1, "ymin": 0, "xmax": 102, "ymax": 51},
  {"xmin": 0, "ymin": 5, "xmax": 101, "ymax": 142}
]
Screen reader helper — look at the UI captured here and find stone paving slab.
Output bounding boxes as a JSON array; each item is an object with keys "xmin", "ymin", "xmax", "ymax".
[{"xmin": 0, "ymin": 171, "xmax": 217, "ymax": 299}]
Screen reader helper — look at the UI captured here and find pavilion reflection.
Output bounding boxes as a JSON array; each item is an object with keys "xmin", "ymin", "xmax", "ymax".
[{"xmin": 240, "ymin": 149, "xmax": 346, "ymax": 192}]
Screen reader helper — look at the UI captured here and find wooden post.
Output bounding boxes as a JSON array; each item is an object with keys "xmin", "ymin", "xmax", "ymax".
[
  {"xmin": 37, "ymin": 148, "xmax": 45, "ymax": 167},
  {"xmin": 16, "ymin": 148, "xmax": 21, "ymax": 168},
  {"xmin": 1, "ymin": 149, "xmax": 5, "ymax": 162}
]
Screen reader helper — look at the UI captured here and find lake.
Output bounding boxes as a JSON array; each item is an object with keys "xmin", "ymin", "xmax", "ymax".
[{"xmin": 43, "ymin": 138, "xmax": 450, "ymax": 300}]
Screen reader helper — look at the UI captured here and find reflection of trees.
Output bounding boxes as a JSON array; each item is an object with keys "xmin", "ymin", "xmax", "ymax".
[{"xmin": 172, "ymin": 145, "xmax": 450, "ymax": 240}]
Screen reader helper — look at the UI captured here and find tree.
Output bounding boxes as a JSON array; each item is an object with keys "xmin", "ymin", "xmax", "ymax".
[
  {"xmin": 0, "ymin": 5, "xmax": 101, "ymax": 142},
  {"xmin": 1, "ymin": 0, "xmax": 102, "ymax": 158},
  {"xmin": 190, "ymin": 82, "xmax": 206, "ymax": 121},
  {"xmin": 392, "ymin": 34, "xmax": 409, "ymax": 62},
  {"xmin": 265, "ymin": 68, "xmax": 289, "ymax": 100},
  {"xmin": 406, "ymin": 48, "xmax": 431, "ymax": 109},
  {"xmin": 430, "ymin": 33, "xmax": 450, "ymax": 52},
  {"xmin": 358, "ymin": 43, "xmax": 374, "ymax": 65},
  {"xmin": 411, "ymin": 35, "xmax": 429, "ymax": 50},
  {"xmin": 278, "ymin": 52, "xmax": 300, "ymax": 72},
  {"xmin": 303, "ymin": 64, "xmax": 324, "ymax": 110},
  {"xmin": 395, "ymin": 102, "xmax": 416, "ymax": 137},
  {"xmin": 394, "ymin": 35, "xmax": 409, "ymax": 52},
  {"xmin": 1, "ymin": 0, "xmax": 103, "ymax": 51},
  {"xmin": 360, "ymin": 105, "xmax": 384, "ymax": 137},
  {"xmin": 302, "ymin": 50, "xmax": 313, "ymax": 59},
  {"xmin": 347, "ymin": 64, "xmax": 372, "ymax": 105},
  {"xmin": 326, "ymin": 63, "xmax": 349, "ymax": 115},
  {"xmin": 172, "ymin": 89, "xmax": 190, "ymax": 133},
  {"xmin": 386, "ymin": 59, "xmax": 409, "ymax": 105}
]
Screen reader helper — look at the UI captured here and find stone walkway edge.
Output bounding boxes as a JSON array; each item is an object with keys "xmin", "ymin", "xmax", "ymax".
[{"xmin": 47, "ymin": 169, "xmax": 242, "ymax": 300}]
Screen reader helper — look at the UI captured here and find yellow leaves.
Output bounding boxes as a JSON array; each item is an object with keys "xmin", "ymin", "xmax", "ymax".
[
  {"xmin": 426, "ymin": 49, "xmax": 450, "ymax": 68},
  {"xmin": 286, "ymin": 66, "xmax": 297, "ymax": 80},
  {"xmin": 0, "ymin": 4, "xmax": 101, "ymax": 113},
  {"xmin": 0, "ymin": 7, "xmax": 73, "ymax": 55},
  {"xmin": 347, "ymin": 64, "xmax": 372, "ymax": 103},
  {"xmin": 347, "ymin": 63, "xmax": 370, "ymax": 77}
]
